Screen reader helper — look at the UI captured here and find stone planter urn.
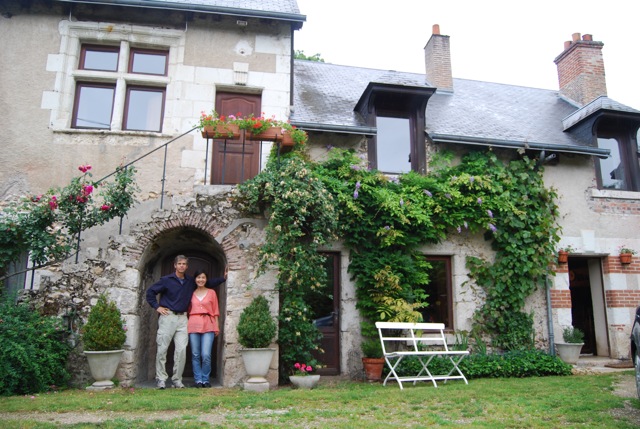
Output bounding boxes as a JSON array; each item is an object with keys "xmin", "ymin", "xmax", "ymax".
[
  {"xmin": 241, "ymin": 348, "xmax": 275, "ymax": 391},
  {"xmin": 555, "ymin": 342, "xmax": 584, "ymax": 365},
  {"xmin": 84, "ymin": 350, "xmax": 124, "ymax": 390},
  {"xmin": 289, "ymin": 374, "xmax": 320, "ymax": 389}
]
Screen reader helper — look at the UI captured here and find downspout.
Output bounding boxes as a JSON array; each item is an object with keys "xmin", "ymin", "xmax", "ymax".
[
  {"xmin": 290, "ymin": 25, "xmax": 295, "ymax": 108},
  {"xmin": 546, "ymin": 275, "xmax": 556, "ymax": 355}
]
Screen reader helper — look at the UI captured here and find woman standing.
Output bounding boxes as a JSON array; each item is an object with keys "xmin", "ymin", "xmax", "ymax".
[{"xmin": 188, "ymin": 269, "xmax": 222, "ymax": 388}]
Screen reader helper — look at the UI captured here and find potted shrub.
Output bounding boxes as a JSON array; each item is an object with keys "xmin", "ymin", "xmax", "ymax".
[
  {"xmin": 237, "ymin": 295, "xmax": 278, "ymax": 391},
  {"xmin": 81, "ymin": 294, "xmax": 127, "ymax": 390},
  {"xmin": 555, "ymin": 326, "xmax": 584, "ymax": 365},
  {"xmin": 618, "ymin": 245, "xmax": 636, "ymax": 265},
  {"xmin": 361, "ymin": 338, "xmax": 385, "ymax": 382}
]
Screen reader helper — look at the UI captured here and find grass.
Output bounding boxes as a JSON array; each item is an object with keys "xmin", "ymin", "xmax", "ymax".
[{"xmin": 0, "ymin": 373, "xmax": 638, "ymax": 428}]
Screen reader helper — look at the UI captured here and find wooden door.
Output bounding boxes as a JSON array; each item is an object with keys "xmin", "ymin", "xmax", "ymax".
[
  {"xmin": 211, "ymin": 92, "xmax": 262, "ymax": 184},
  {"xmin": 309, "ymin": 253, "xmax": 341, "ymax": 375}
]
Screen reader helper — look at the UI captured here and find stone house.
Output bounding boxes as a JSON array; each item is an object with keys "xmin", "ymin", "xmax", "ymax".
[{"xmin": 0, "ymin": 0, "xmax": 638, "ymax": 388}]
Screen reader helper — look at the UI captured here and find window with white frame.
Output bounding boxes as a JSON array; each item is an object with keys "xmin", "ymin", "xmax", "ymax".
[{"xmin": 72, "ymin": 44, "xmax": 168, "ymax": 132}]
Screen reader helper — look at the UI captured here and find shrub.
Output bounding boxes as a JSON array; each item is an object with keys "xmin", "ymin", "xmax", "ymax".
[
  {"xmin": 562, "ymin": 326, "xmax": 585, "ymax": 344},
  {"xmin": 0, "ymin": 294, "xmax": 71, "ymax": 395},
  {"xmin": 82, "ymin": 294, "xmax": 126, "ymax": 351},
  {"xmin": 390, "ymin": 349, "xmax": 572, "ymax": 380},
  {"xmin": 237, "ymin": 295, "xmax": 277, "ymax": 349},
  {"xmin": 361, "ymin": 338, "xmax": 383, "ymax": 358}
]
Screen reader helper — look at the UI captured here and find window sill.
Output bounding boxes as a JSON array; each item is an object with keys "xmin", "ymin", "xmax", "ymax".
[
  {"xmin": 591, "ymin": 189, "xmax": 640, "ymax": 200},
  {"xmin": 52, "ymin": 128, "xmax": 172, "ymax": 138}
]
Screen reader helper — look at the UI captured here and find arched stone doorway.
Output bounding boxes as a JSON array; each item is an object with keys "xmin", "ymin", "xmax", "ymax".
[{"xmin": 136, "ymin": 226, "xmax": 226, "ymax": 386}]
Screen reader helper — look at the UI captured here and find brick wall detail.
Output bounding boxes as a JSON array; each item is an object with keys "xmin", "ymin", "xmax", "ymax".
[
  {"xmin": 551, "ymin": 289, "xmax": 572, "ymax": 308},
  {"xmin": 605, "ymin": 290, "xmax": 640, "ymax": 308}
]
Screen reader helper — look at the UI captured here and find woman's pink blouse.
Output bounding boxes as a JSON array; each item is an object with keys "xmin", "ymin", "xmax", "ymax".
[{"xmin": 187, "ymin": 289, "xmax": 220, "ymax": 334}]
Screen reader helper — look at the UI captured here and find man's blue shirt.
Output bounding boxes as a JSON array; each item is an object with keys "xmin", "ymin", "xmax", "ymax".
[{"xmin": 146, "ymin": 273, "xmax": 225, "ymax": 313}]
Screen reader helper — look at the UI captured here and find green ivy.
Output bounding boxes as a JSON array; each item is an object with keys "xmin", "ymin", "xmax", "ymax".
[{"xmin": 237, "ymin": 147, "xmax": 560, "ymax": 362}]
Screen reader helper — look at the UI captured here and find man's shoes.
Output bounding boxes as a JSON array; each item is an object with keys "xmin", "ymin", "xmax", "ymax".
[
  {"xmin": 157, "ymin": 380, "xmax": 166, "ymax": 390},
  {"xmin": 195, "ymin": 382, "xmax": 203, "ymax": 388},
  {"xmin": 172, "ymin": 381, "xmax": 185, "ymax": 389},
  {"xmin": 202, "ymin": 382, "xmax": 212, "ymax": 388}
]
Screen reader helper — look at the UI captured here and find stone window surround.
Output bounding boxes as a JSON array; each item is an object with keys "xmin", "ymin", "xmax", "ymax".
[{"xmin": 46, "ymin": 20, "xmax": 185, "ymax": 135}]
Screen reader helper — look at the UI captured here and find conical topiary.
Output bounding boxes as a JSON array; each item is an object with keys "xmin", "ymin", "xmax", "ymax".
[
  {"xmin": 237, "ymin": 295, "xmax": 277, "ymax": 348},
  {"xmin": 82, "ymin": 294, "xmax": 126, "ymax": 351}
]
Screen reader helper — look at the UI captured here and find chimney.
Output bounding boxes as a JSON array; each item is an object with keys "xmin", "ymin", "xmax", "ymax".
[
  {"xmin": 424, "ymin": 24, "xmax": 453, "ymax": 91},
  {"xmin": 554, "ymin": 33, "xmax": 607, "ymax": 106}
]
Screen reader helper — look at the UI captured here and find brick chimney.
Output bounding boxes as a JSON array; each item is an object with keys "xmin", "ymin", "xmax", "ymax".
[
  {"xmin": 424, "ymin": 24, "xmax": 453, "ymax": 91},
  {"xmin": 554, "ymin": 33, "xmax": 607, "ymax": 106}
]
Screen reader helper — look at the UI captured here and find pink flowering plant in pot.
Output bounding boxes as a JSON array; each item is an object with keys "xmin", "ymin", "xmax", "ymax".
[{"xmin": 292, "ymin": 362, "xmax": 315, "ymax": 376}]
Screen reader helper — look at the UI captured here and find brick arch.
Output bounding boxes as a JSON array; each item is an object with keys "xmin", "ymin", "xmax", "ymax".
[{"xmin": 123, "ymin": 210, "xmax": 227, "ymax": 269}]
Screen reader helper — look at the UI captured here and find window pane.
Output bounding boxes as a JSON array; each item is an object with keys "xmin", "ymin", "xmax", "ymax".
[
  {"xmin": 597, "ymin": 137, "xmax": 626, "ymax": 190},
  {"xmin": 82, "ymin": 47, "xmax": 118, "ymax": 71},
  {"xmin": 125, "ymin": 88, "xmax": 164, "ymax": 131},
  {"xmin": 74, "ymin": 85, "xmax": 114, "ymax": 129},
  {"xmin": 377, "ymin": 116, "xmax": 411, "ymax": 173},
  {"xmin": 131, "ymin": 51, "xmax": 167, "ymax": 75}
]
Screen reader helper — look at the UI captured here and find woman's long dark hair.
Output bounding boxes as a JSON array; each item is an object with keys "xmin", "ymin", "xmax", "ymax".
[{"xmin": 193, "ymin": 270, "xmax": 208, "ymax": 280}]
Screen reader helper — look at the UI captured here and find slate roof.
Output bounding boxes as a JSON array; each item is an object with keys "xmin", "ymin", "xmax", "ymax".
[
  {"xmin": 292, "ymin": 60, "xmax": 638, "ymax": 157},
  {"xmin": 56, "ymin": 0, "xmax": 305, "ymax": 22}
]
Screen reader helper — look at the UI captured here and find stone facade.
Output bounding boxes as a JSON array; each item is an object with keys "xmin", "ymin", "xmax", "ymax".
[{"xmin": 2, "ymin": 2, "xmax": 640, "ymax": 389}]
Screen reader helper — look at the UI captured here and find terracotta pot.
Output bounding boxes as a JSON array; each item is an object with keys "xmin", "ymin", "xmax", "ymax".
[
  {"xmin": 362, "ymin": 357, "xmax": 385, "ymax": 382},
  {"xmin": 281, "ymin": 132, "xmax": 294, "ymax": 147},
  {"xmin": 245, "ymin": 128, "xmax": 281, "ymax": 142},
  {"xmin": 201, "ymin": 123, "xmax": 240, "ymax": 139},
  {"xmin": 557, "ymin": 251, "xmax": 568, "ymax": 264},
  {"xmin": 289, "ymin": 374, "xmax": 320, "ymax": 389},
  {"xmin": 620, "ymin": 253, "xmax": 633, "ymax": 264}
]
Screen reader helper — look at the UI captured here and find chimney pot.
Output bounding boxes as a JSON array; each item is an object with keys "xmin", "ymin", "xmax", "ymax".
[
  {"xmin": 582, "ymin": 34, "xmax": 593, "ymax": 41},
  {"xmin": 432, "ymin": 24, "xmax": 440, "ymax": 35},
  {"xmin": 564, "ymin": 41, "xmax": 571, "ymax": 50},
  {"xmin": 572, "ymin": 32, "xmax": 581, "ymax": 41}
]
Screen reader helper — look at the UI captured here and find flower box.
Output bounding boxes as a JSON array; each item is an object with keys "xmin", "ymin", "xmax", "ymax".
[
  {"xmin": 201, "ymin": 123, "xmax": 241, "ymax": 139},
  {"xmin": 245, "ymin": 128, "xmax": 281, "ymax": 142}
]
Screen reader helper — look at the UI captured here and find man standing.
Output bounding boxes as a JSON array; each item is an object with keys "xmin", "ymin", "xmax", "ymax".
[{"xmin": 146, "ymin": 255, "xmax": 227, "ymax": 389}]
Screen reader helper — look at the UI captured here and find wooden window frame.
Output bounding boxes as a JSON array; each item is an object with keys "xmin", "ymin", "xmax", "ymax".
[
  {"xmin": 79, "ymin": 44, "xmax": 119, "ymax": 72},
  {"xmin": 123, "ymin": 85, "xmax": 166, "ymax": 132},
  {"xmin": 71, "ymin": 82, "xmax": 116, "ymax": 129},
  {"xmin": 128, "ymin": 48, "xmax": 169, "ymax": 76}
]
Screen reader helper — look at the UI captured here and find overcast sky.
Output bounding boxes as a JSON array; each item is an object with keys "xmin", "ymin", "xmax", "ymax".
[{"xmin": 294, "ymin": 0, "xmax": 639, "ymax": 109}]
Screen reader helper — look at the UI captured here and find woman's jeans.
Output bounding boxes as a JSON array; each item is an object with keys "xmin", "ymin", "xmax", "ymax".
[{"xmin": 190, "ymin": 332, "xmax": 215, "ymax": 383}]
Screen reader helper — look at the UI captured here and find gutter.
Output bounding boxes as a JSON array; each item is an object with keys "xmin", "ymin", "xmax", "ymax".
[
  {"xmin": 54, "ymin": 0, "xmax": 307, "ymax": 25},
  {"xmin": 431, "ymin": 133, "xmax": 610, "ymax": 159},
  {"xmin": 291, "ymin": 121, "xmax": 376, "ymax": 137}
]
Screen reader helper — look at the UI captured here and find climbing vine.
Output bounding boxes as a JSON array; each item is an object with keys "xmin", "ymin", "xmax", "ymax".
[{"xmin": 238, "ymin": 146, "xmax": 560, "ymax": 363}]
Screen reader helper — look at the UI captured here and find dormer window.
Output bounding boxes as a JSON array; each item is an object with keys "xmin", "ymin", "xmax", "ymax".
[
  {"xmin": 354, "ymin": 82, "xmax": 435, "ymax": 175},
  {"xmin": 595, "ymin": 118, "xmax": 640, "ymax": 191}
]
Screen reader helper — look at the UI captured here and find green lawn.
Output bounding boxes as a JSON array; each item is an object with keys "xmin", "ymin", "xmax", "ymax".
[{"xmin": 0, "ymin": 373, "xmax": 638, "ymax": 428}]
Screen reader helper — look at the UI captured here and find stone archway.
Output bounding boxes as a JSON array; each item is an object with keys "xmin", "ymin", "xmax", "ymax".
[{"xmin": 136, "ymin": 226, "xmax": 226, "ymax": 386}]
